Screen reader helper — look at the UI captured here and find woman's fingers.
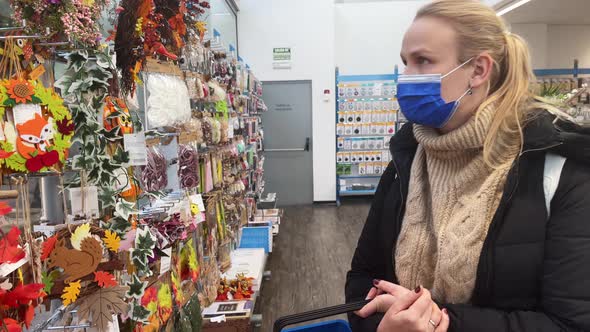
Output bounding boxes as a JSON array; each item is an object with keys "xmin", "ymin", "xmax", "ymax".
[
  {"xmin": 384, "ymin": 285, "xmax": 423, "ymax": 317},
  {"xmin": 353, "ymin": 287, "xmax": 379, "ymax": 316},
  {"xmin": 428, "ymin": 302, "xmax": 443, "ymax": 330},
  {"xmin": 373, "ymin": 280, "xmax": 412, "ymax": 298},
  {"xmin": 405, "ymin": 288, "xmax": 433, "ymax": 322},
  {"xmin": 365, "ymin": 287, "xmax": 378, "ymax": 300},
  {"xmin": 355, "ymin": 294, "xmax": 396, "ymax": 318},
  {"xmin": 435, "ymin": 309, "xmax": 450, "ymax": 332}
]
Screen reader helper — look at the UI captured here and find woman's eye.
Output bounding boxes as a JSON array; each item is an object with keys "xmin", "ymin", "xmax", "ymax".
[{"xmin": 418, "ymin": 57, "xmax": 430, "ymax": 65}]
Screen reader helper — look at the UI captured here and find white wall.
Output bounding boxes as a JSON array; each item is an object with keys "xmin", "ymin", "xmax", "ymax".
[
  {"xmin": 510, "ymin": 24, "xmax": 548, "ymax": 69},
  {"xmin": 335, "ymin": 1, "xmax": 429, "ymax": 75},
  {"xmin": 238, "ymin": 0, "xmax": 336, "ymax": 202},
  {"xmin": 547, "ymin": 25, "xmax": 590, "ymax": 69},
  {"xmin": 238, "ymin": 0, "xmax": 428, "ymax": 201},
  {"xmin": 510, "ymin": 24, "xmax": 590, "ymax": 70}
]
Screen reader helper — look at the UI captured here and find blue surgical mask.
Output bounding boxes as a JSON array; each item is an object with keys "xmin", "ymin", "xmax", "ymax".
[{"xmin": 396, "ymin": 58, "xmax": 473, "ymax": 128}]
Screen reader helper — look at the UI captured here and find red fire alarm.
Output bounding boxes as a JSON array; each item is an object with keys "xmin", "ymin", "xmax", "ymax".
[{"xmin": 323, "ymin": 89, "xmax": 331, "ymax": 101}]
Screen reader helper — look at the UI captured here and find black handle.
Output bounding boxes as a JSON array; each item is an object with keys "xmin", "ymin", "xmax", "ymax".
[
  {"xmin": 305, "ymin": 137, "xmax": 310, "ymax": 151},
  {"xmin": 272, "ymin": 300, "xmax": 369, "ymax": 332}
]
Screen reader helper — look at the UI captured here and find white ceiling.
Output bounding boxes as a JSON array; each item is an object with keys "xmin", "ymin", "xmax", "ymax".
[
  {"xmin": 503, "ymin": 0, "xmax": 590, "ymax": 25},
  {"xmin": 334, "ymin": 0, "xmax": 422, "ymax": 3}
]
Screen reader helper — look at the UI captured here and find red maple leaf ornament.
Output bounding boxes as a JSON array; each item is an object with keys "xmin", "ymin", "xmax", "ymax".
[
  {"xmin": 1, "ymin": 283, "xmax": 44, "ymax": 307},
  {"xmin": 0, "ymin": 226, "xmax": 25, "ymax": 264},
  {"xmin": 56, "ymin": 119, "xmax": 75, "ymax": 136},
  {"xmin": 40, "ymin": 236, "xmax": 57, "ymax": 261}
]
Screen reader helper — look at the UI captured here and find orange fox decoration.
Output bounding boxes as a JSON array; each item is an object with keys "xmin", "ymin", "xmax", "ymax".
[
  {"xmin": 47, "ymin": 237, "xmax": 103, "ymax": 284},
  {"xmin": 15, "ymin": 113, "xmax": 53, "ymax": 159}
]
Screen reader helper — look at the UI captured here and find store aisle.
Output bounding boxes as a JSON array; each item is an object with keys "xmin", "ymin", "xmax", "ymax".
[{"xmin": 255, "ymin": 199, "xmax": 371, "ymax": 331}]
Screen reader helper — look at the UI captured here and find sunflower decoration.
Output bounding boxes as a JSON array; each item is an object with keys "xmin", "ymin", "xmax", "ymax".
[
  {"xmin": 5, "ymin": 78, "xmax": 35, "ymax": 105},
  {"xmin": 0, "ymin": 79, "xmax": 73, "ymax": 173}
]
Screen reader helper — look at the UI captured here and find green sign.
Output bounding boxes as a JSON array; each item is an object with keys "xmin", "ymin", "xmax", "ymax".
[{"xmin": 273, "ymin": 48, "xmax": 291, "ymax": 61}]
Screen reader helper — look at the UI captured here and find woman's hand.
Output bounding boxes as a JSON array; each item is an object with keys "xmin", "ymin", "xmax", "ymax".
[
  {"xmin": 377, "ymin": 286, "xmax": 449, "ymax": 332},
  {"xmin": 356, "ymin": 281, "xmax": 449, "ymax": 331},
  {"xmin": 356, "ymin": 280, "xmax": 426, "ymax": 317}
]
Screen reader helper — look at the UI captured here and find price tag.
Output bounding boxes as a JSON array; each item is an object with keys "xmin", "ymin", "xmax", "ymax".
[
  {"xmin": 189, "ymin": 194, "xmax": 206, "ymax": 224},
  {"xmin": 373, "ymin": 83, "xmax": 383, "ymax": 96},
  {"xmin": 123, "ymin": 132, "xmax": 148, "ymax": 166}
]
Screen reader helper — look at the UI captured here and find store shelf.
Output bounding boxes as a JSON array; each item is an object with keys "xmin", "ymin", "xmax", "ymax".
[
  {"xmin": 337, "ymin": 134, "xmax": 392, "ymax": 138},
  {"xmin": 338, "ymin": 175, "xmax": 381, "ymax": 179},
  {"xmin": 337, "ymin": 148, "xmax": 389, "ymax": 152},
  {"xmin": 340, "ymin": 189, "xmax": 377, "ymax": 196},
  {"xmin": 337, "ymin": 97, "xmax": 397, "ymax": 102},
  {"xmin": 335, "ymin": 70, "xmax": 396, "ymax": 205}
]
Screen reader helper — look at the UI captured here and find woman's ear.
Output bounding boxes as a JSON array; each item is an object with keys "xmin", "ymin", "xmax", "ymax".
[{"xmin": 470, "ymin": 52, "xmax": 494, "ymax": 89}]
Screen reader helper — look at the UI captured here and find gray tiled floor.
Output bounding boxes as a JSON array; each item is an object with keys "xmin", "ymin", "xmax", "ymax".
[{"xmin": 254, "ymin": 199, "xmax": 371, "ymax": 331}]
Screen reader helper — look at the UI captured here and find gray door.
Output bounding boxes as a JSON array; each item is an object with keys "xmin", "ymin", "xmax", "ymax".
[{"xmin": 262, "ymin": 80, "xmax": 313, "ymax": 206}]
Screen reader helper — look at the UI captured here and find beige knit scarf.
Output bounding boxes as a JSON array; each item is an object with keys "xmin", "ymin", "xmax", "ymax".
[{"xmin": 394, "ymin": 106, "xmax": 516, "ymax": 304}]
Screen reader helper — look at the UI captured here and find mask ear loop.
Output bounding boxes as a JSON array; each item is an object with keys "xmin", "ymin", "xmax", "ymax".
[
  {"xmin": 442, "ymin": 57, "xmax": 474, "ymax": 79},
  {"xmin": 457, "ymin": 84, "xmax": 473, "ymax": 102},
  {"xmin": 441, "ymin": 84, "xmax": 474, "ymax": 128}
]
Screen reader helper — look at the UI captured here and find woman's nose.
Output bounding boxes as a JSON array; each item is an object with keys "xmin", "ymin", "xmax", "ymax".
[{"xmin": 402, "ymin": 66, "xmax": 417, "ymax": 75}]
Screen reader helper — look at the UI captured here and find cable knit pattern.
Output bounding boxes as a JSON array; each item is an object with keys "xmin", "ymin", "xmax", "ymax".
[{"xmin": 394, "ymin": 106, "xmax": 515, "ymax": 303}]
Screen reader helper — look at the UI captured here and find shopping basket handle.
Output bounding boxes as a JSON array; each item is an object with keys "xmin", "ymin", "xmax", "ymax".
[{"xmin": 272, "ymin": 300, "xmax": 370, "ymax": 332}]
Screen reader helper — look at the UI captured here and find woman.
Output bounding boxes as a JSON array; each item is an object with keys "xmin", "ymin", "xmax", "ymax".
[{"xmin": 345, "ymin": 0, "xmax": 590, "ymax": 331}]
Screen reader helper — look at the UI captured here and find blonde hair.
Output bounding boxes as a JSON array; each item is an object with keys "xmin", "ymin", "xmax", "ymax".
[{"xmin": 416, "ymin": 0, "xmax": 544, "ymax": 167}]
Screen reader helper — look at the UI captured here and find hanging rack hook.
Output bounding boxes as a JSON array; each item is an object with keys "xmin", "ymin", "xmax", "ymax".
[
  {"xmin": 0, "ymin": 20, "xmax": 27, "ymax": 33},
  {"xmin": 0, "ymin": 34, "xmax": 44, "ymax": 41}
]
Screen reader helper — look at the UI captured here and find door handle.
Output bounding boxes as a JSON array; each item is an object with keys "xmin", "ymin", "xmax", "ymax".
[{"xmin": 265, "ymin": 138, "xmax": 310, "ymax": 152}]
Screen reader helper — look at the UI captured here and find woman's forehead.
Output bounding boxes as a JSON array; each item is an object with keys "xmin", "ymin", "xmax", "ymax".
[{"xmin": 401, "ymin": 17, "xmax": 458, "ymax": 57}]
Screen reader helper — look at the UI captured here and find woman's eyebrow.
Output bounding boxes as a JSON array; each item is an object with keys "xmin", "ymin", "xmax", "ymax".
[{"xmin": 400, "ymin": 47, "xmax": 433, "ymax": 60}]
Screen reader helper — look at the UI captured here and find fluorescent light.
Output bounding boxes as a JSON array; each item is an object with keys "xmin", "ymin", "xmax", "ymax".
[{"xmin": 497, "ymin": 0, "xmax": 532, "ymax": 16}]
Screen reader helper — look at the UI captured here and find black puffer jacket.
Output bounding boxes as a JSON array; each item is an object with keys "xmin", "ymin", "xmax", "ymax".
[{"xmin": 345, "ymin": 111, "xmax": 590, "ymax": 331}]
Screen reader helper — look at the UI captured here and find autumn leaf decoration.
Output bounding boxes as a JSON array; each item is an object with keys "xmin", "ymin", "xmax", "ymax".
[
  {"xmin": 61, "ymin": 280, "xmax": 81, "ymax": 306},
  {"xmin": 56, "ymin": 118, "xmax": 75, "ymax": 136},
  {"xmin": 0, "ymin": 201, "xmax": 12, "ymax": 215},
  {"xmin": 0, "ymin": 283, "xmax": 45, "ymax": 330},
  {"xmin": 41, "ymin": 270, "xmax": 60, "ymax": 294},
  {"xmin": 0, "ymin": 226, "xmax": 25, "ymax": 264},
  {"xmin": 70, "ymin": 223, "xmax": 91, "ymax": 250},
  {"xmin": 2, "ymin": 318, "xmax": 22, "ymax": 332},
  {"xmin": 77, "ymin": 286, "xmax": 129, "ymax": 331},
  {"xmin": 0, "ymin": 283, "xmax": 45, "ymax": 307},
  {"xmin": 94, "ymin": 271, "xmax": 117, "ymax": 288},
  {"xmin": 41, "ymin": 235, "xmax": 58, "ymax": 261},
  {"xmin": 103, "ymin": 230, "xmax": 121, "ymax": 253}
]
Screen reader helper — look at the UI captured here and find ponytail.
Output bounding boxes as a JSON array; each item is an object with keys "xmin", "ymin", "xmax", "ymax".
[{"xmin": 479, "ymin": 33, "xmax": 534, "ymax": 166}]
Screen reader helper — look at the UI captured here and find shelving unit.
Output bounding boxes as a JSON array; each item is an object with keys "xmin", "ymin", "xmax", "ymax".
[
  {"xmin": 534, "ymin": 60, "xmax": 590, "ymax": 124},
  {"xmin": 335, "ymin": 69, "xmax": 399, "ymax": 206}
]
